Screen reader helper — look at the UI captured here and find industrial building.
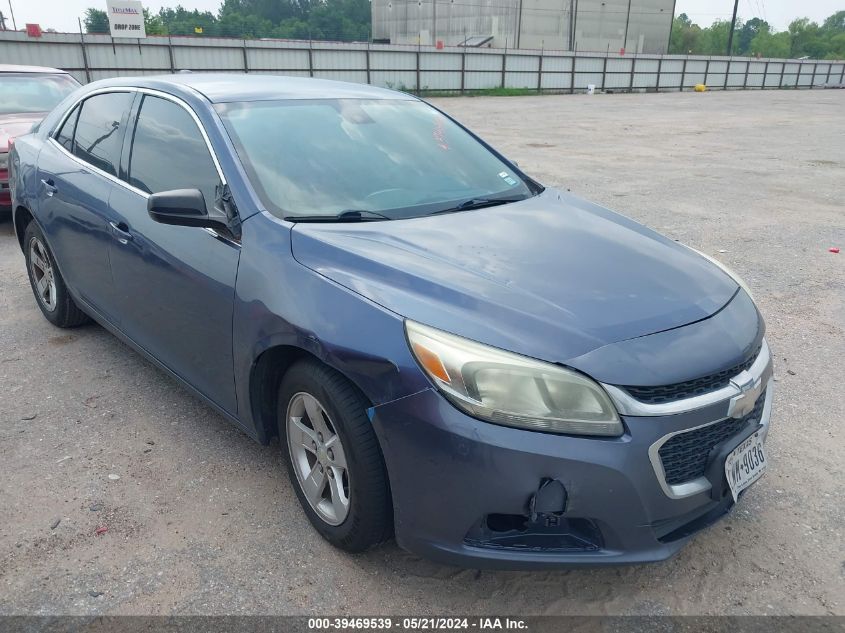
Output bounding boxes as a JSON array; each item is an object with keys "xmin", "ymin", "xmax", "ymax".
[{"xmin": 371, "ymin": 0, "xmax": 676, "ymax": 54}]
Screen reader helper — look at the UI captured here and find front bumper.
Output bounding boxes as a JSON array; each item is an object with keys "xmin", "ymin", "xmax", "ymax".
[{"xmin": 371, "ymin": 347, "xmax": 773, "ymax": 570}]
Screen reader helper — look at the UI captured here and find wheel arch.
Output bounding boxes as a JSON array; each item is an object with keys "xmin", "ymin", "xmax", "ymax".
[
  {"xmin": 248, "ymin": 344, "xmax": 375, "ymax": 445},
  {"xmin": 13, "ymin": 205, "xmax": 34, "ymax": 251}
]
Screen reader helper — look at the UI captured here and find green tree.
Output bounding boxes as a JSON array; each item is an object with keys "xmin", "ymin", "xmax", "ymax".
[
  {"xmin": 220, "ymin": 0, "xmax": 307, "ymax": 24},
  {"xmin": 787, "ymin": 18, "xmax": 825, "ymax": 58},
  {"xmin": 669, "ymin": 13, "xmax": 701, "ymax": 54},
  {"xmin": 749, "ymin": 29, "xmax": 791, "ymax": 58},
  {"xmin": 826, "ymin": 32, "xmax": 845, "ymax": 59},
  {"xmin": 156, "ymin": 7, "xmax": 220, "ymax": 36},
  {"xmin": 738, "ymin": 17, "xmax": 770, "ymax": 55},
  {"xmin": 696, "ymin": 19, "xmax": 740, "ymax": 55},
  {"xmin": 820, "ymin": 11, "xmax": 845, "ymax": 59},
  {"xmin": 666, "ymin": 11, "xmax": 845, "ymax": 59},
  {"xmin": 217, "ymin": 12, "xmax": 275, "ymax": 38},
  {"xmin": 143, "ymin": 9, "xmax": 167, "ymax": 36},
  {"xmin": 84, "ymin": 8, "xmax": 109, "ymax": 34}
]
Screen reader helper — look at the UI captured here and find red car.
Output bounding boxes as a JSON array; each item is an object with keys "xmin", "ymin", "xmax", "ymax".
[{"xmin": 1, "ymin": 65, "xmax": 80, "ymax": 216}]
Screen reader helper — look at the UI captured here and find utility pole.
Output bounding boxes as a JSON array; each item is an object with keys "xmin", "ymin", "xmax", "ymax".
[
  {"xmin": 726, "ymin": 0, "xmax": 739, "ymax": 56},
  {"xmin": 0, "ymin": 11, "xmax": 7, "ymax": 31},
  {"xmin": 623, "ymin": 0, "xmax": 632, "ymax": 52},
  {"xmin": 432, "ymin": 0, "xmax": 436, "ymax": 46},
  {"xmin": 7, "ymin": 0, "xmax": 17, "ymax": 30}
]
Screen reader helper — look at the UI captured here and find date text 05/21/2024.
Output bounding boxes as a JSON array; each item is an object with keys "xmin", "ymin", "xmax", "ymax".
[{"xmin": 308, "ymin": 618, "xmax": 529, "ymax": 630}]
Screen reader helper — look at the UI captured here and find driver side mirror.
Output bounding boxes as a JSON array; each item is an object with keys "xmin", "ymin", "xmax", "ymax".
[{"xmin": 147, "ymin": 188, "xmax": 229, "ymax": 232}]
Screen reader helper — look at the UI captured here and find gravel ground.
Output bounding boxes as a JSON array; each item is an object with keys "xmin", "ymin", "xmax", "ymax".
[{"xmin": 1, "ymin": 89, "xmax": 843, "ymax": 616}]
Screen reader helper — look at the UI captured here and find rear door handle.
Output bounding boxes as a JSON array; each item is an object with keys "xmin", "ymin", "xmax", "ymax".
[
  {"xmin": 41, "ymin": 179, "xmax": 57, "ymax": 197},
  {"xmin": 109, "ymin": 221, "xmax": 133, "ymax": 245}
]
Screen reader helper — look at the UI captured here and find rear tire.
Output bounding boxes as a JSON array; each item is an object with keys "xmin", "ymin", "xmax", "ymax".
[
  {"xmin": 23, "ymin": 221, "xmax": 90, "ymax": 328},
  {"xmin": 278, "ymin": 358, "xmax": 392, "ymax": 552}
]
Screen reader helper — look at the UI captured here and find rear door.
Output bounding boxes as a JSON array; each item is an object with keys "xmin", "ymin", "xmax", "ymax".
[
  {"xmin": 107, "ymin": 92, "xmax": 240, "ymax": 414},
  {"xmin": 35, "ymin": 91, "xmax": 135, "ymax": 323}
]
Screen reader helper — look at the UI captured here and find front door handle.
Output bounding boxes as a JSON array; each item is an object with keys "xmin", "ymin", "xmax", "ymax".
[
  {"xmin": 109, "ymin": 221, "xmax": 133, "ymax": 245},
  {"xmin": 41, "ymin": 179, "xmax": 57, "ymax": 197}
]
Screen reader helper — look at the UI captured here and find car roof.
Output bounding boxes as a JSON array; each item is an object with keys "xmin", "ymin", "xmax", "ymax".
[
  {"xmin": 0, "ymin": 64, "xmax": 71, "ymax": 75},
  {"xmin": 89, "ymin": 73, "xmax": 416, "ymax": 104}
]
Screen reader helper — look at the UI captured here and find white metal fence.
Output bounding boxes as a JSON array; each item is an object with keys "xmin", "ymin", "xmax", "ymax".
[{"xmin": 2, "ymin": 31, "xmax": 844, "ymax": 93}]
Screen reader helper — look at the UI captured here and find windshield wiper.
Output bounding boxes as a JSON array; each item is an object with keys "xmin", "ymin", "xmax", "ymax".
[
  {"xmin": 429, "ymin": 195, "xmax": 528, "ymax": 216},
  {"xmin": 284, "ymin": 209, "xmax": 391, "ymax": 223}
]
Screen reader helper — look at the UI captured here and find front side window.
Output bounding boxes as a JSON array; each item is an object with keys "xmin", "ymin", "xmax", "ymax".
[
  {"xmin": 128, "ymin": 95, "xmax": 221, "ymax": 212},
  {"xmin": 73, "ymin": 92, "xmax": 134, "ymax": 176},
  {"xmin": 0, "ymin": 73, "xmax": 80, "ymax": 115},
  {"xmin": 215, "ymin": 99, "xmax": 535, "ymax": 220}
]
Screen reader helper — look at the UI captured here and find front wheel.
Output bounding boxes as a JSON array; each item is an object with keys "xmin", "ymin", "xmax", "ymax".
[{"xmin": 278, "ymin": 359, "xmax": 392, "ymax": 552}]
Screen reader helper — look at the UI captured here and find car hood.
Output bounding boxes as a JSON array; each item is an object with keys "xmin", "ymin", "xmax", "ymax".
[
  {"xmin": 290, "ymin": 188, "xmax": 739, "ymax": 364},
  {"xmin": 0, "ymin": 112, "xmax": 44, "ymax": 152}
]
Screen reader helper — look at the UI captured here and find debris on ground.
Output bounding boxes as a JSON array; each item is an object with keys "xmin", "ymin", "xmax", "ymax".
[
  {"xmin": 50, "ymin": 518, "xmax": 61, "ymax": 530},
  {"xmin": 95, "ymin": 526, "xmax": 108, "ymax": 536},
  {"xmin": 108, "ymin": 474, "xmax": 120, "ymax": 481}
]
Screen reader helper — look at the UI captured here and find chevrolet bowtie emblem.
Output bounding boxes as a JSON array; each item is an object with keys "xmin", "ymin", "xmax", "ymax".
[{"xmin": 727, "ymin": 370, "xmax": 763, "ymax": 419}]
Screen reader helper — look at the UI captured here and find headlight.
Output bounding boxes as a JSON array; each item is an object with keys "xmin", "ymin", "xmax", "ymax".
[
  {"xmin": 0, "ymin": 153, "xmax": 8, "ymax": 172},
  {"xmin": 405, "ymin": 320, "xmax": 622, "ymax": 436},
  {"xmin": 686, "ymin": 245, "xmax": 755, "ymax": 302}
]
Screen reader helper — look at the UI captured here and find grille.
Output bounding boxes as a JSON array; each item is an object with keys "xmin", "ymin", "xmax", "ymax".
[
  {"xmin": 658, "ymin": 390, "xmax": 766, "ymax": 486},
  {"xmin": 624, "ymin": 343, "xmax": 762, "ymax": 405}
]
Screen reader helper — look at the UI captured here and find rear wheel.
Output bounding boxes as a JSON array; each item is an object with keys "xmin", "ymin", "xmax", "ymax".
[
  {"xmin": 23, "ymin": 221, "xmax": 89, "ymax": 328},
  {"xmin": 278, "ymin": 359, "xmax": 392, "ymax": 552}
]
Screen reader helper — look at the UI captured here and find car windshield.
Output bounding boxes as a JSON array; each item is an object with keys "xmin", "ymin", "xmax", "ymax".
[
  {"xmin": 215, "ymin": 98, "xmax": 536, "ymax": 220},
  {"xmin": 0, "ymin": 73, "xmax": 80, "ymax": 115}
]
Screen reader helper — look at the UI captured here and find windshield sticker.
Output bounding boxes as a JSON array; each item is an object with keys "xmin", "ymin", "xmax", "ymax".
[{"xmin": 499, "ymin": 171, "xmax": 518, "ymax": 186}]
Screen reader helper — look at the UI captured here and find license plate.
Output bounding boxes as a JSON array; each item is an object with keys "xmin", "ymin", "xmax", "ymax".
[{"xmin": 724, "ymin": 431, "xmax": 767, "ymax": 501}]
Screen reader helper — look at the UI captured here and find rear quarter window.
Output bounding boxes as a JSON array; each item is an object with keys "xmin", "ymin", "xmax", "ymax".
[{"xmin": 55, "ymin": 105, "xmax": 80, "ymax": 152}]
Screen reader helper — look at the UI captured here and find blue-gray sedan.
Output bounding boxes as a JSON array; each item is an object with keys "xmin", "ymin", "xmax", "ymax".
[{"xmin": 9, "ymin": 75, "xmax": 773, "ymax": 569}]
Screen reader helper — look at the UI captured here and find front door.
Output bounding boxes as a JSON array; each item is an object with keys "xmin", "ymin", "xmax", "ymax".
[{"xmin": 107, "ymin": 93, "xmax": 240, "ymax": 414}]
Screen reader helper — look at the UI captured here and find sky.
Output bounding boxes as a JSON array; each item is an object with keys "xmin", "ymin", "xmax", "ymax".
[{"xmin": 4, "ymin": 0, "xmax": 843, "ymax": 34}]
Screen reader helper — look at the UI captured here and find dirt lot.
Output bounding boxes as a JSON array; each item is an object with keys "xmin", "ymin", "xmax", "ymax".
[{"xmin": 1, "ymin": 89, "xmax": 843, "ymax": 616}]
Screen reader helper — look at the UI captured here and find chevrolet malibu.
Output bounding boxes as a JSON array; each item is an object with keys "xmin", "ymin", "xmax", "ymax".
[{"xmin": 10, "ymin": 75, "xmax": 773, "ymax": 568}]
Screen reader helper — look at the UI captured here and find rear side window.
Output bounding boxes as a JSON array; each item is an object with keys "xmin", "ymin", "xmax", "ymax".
[
  {"xmin": 55, "ymin": 105, "xmax": 80, "ymax": 152},
  {"xmin": 73, "ymin": 92, "xmax": 133, "ymax": 176},
  {"xmin": 128, "ymin": 95, "xmax": 220, "ymax": 212}
]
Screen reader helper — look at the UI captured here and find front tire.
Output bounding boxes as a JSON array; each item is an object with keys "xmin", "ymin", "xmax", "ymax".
[
  {"xmin": 23, "ymin": 221, "xmax": 89, "ymax": 328},
  {"xmin": 278, "ymin": 359, "xmax": 392, "ymax": 552}
]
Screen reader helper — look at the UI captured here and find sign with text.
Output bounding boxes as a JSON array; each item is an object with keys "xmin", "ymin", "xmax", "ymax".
[{"xmin": 106, "ymin": 0, "xmax": 146, "ymax": 38}]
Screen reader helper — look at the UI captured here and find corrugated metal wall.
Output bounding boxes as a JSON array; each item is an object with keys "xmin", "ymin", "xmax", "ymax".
[
  {"xmin": 370, "ymin": 0, "xmax": 674, "ymax": 52},
  {"xmin": 1, "ymin": 31, "xmax": 843, "ymax": 93}
]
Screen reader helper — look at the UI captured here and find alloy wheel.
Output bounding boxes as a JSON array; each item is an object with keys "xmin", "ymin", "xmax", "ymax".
[
  {"xmin": 29, "ymin": 237, "xmax": 57, "ymax": 312},
  {"xmin": 286, "ymin": 392, "xmax": 351, "ymax": 526}
]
